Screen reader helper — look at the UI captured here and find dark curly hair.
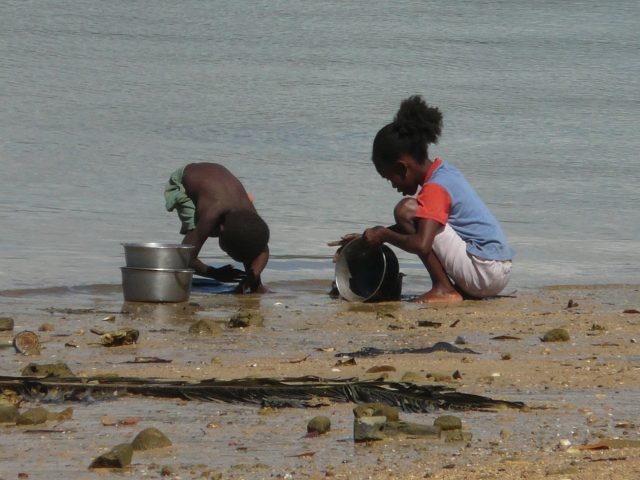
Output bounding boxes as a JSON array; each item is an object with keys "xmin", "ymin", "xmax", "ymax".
[
  {"xmin": 218, "ymin": 210, "xmax": 270, "ymax": 264},
  {"xmin": 372, "ymin": 95, "xmax": 443, "ymax": 168}
]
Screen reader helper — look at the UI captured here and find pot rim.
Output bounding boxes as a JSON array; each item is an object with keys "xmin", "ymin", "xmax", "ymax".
[
  {"xmin": 120, "ymin": 267, "xmax": 195, "ymax": 273},
  {"xmin": 121, "ymin": 242, "xmax": 195, "ymax": 249}
]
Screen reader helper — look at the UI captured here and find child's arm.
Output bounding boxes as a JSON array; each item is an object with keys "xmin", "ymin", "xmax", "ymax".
[
  {"xmin": 182, "ymin": 204, "xmax": 240, "ymax": 279},
  {"xmin": 362, "ymin": 218, "xmax": 441, "ymax": 257},
  {"xmin": 234, "ymin": 246, "xmax": 270, "ymax": 294}
]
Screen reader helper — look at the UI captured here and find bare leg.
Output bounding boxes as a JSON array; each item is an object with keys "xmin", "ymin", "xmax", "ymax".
[
  {"xmin": 393, "ymin": 199, "xmax": 463, "ymax": 303},
  {"xmin": 413, "ymin": 250, "xmax": 463, "ymax": 303}
]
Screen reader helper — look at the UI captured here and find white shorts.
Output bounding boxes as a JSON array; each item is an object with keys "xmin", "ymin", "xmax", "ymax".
[{"xmin": 432, "ymin": 224, "xmax": 512, "ymax": 298}]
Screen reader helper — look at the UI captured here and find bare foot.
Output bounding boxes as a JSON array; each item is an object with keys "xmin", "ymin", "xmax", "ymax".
[{"xmin": 412, "ymin": 288, "xmax": 463, "ymax": 303}]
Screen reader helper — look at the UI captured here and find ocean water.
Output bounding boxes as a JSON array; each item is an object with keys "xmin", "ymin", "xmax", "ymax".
[{"xmin": 1, "ymin": 0, "xmax": 638, "ymax": 294}]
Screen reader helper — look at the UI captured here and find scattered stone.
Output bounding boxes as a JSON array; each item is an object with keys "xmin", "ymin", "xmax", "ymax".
[
  {"xmin": 48, "ymin": 407, "xmax": 73, "ymax": 422},
  {"xmin": 257, "ymin": 406, "xmax": 278, "ymax": 416},
  {"xmin": 38, "ymin": 323, "xmax": 54, "ymax": 332},
  {"xmin": 89, "ymin": 443, "xmax": 133, "ymax": 469},
  {"xmin": 542, "ymin": 328, "xmax": 570, "ymax": 342},
  {"xmin": 501, "ymin": 352, "xmax": 512, "ymax": 360},
  {"xmin": 444, "ymin": 430, "xmax": 472, "ymax": 442},
  {"xmin": 131, "ymin": 427, "xmax": 172, "ymax": 451},
  {"xmin": 90, "ymin": 328, "xmax": 139, "ymax": 346},
  {"xmin": 354, "ymin": 416, "xmax": 386, "ymax": 442},
  {"xmin": 189, "ymin": 319, "xmax": 223, "ymax": 336},
  {"xmin": 161, "ymin": 465, "xmax": 176, "ymax": 476},
  {"xmin": 586, "ymin": 414, "xmax": 600, "ymax": 425},
  {"xmin": 21, "ymin": 362, "xmax": 75, "ymax": 378},
  {"xmin": 426, "ymin": 373, "xmax": 453, "ymax": 382},
  {"xmin": 16, "ymin": 407, "xmax": 50, "ymax": 426},
  {"xmin": 385, "ymin": 421, "xmax": 441, "ymax": 438},
  {"xmin": 228, "ymin": 311, "xmax": 264, "ymax": 328},
  {"xmin": 366, "ymin": 365, "xmax": 396, "ymax": 373},
  {"xmin": 13, "ymin": 331, "xmax": 40, "ymax": 355},
  {"xmin": 0, "ymin": 317, "xmax": 14, "ymax": 331},
  {"xmin": 307, "ymin": 416, "xmax": 331, "ymax": 434},
  {"xmin": 452, "ymin": 370, "xmax": 462, "ymax": 379},
  {"xmin": 557, "ymin": 439, "xmax": 572, "ymax": 451},
  {"xmin": 401, "ymin": 371, "xmax": 423, "ymax": 383},
  {"xmin": 334, "ymin": 357, "xmax": 357, "ymax": 366},
  {"xmin": 353, "ymin": 402, "xmax": 399, "ymax": 422},
  {"xmin": 434, "ymin": 415, "xmax": 462, "ymax": 431},
  {"xmin": 0, "ymin": 404, "xmax": 19, "ymax": 423},
  {"xmin": 567, "ymin": 299, "xmax": 578, "ymax": 308}
]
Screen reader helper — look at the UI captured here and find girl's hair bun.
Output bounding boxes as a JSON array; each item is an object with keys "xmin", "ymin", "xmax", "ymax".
[{"xmin": 394, "ymin": 95, "xmax": 443, "ymax": 145}]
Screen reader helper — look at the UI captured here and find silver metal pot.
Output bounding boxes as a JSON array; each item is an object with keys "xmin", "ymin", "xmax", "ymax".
[
  {"xmin": 334, "ymin": 238, "xmax": 402, "ymax": 302},
  {"xmin": 121, "ymin": 267, "xmax": 194, "ymax": 303},
  {"xmin": 121, "ymin": 243, "xmax": 194, "ymax": 269}
]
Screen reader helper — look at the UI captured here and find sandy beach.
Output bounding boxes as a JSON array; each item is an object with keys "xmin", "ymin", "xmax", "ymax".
[{"xmin": 1, "ymin": 282, "xmax": 639, "ymax": 479}]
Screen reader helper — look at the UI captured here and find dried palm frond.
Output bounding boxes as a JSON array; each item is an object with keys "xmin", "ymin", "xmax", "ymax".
[{"xmin": 0, "ymin": 375, "xmax": 524, "ymax": 412}]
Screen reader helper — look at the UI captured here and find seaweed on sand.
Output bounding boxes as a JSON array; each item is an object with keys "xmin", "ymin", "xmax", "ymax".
[{"xmin": 0, "ymin": 375, "xmax": 524, "ymax": 412}]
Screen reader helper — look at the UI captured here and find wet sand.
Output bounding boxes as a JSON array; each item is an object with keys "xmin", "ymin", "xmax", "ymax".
[{"xmin": 1, "ymin": 281, "xmax": 640, "ymax": 479}]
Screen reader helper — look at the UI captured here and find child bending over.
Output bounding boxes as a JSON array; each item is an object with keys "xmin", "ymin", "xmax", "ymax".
[{"xmin": 164, "ymin": 163, "xmax": 270, "ymax": 293}]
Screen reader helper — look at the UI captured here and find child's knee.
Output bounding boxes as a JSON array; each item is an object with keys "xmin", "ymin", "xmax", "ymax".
[{"xmin": 394, "ymin": 198, "xmax": 418, "ymax": 224}]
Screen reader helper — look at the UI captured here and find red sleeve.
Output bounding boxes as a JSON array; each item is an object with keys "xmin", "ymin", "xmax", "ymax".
[{"xmin": 414, "ymin": 183, "xmax": 451, "ymax": 225}]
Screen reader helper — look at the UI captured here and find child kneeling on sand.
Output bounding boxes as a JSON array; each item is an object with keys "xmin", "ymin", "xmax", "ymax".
[{"xmin": 333, "ymin": 96, "xmax": 514, "ymax": 303}]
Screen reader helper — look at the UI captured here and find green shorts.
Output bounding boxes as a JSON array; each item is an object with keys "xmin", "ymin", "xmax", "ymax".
[{"xmin": 164, "ymin": 165, "xmax": 196, "ymax": 234}]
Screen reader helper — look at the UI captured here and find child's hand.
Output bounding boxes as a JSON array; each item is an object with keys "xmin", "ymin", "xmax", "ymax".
[
  {"xmin": 206, "ymin": 264, "xmax": 247, "ymax": 283},
  {"xmin": 362, "ymin": 226, "xmax": 386, "ymax": 248},
  {"xmin": 327, "ymin": 233, "xmax": 361, "ymax": 263},
  {"xmin": 233, "ymin": 269, "xmax": 257, "ymax": 294}
]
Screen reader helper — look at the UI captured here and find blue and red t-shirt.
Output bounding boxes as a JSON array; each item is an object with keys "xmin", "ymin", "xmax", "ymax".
[{"xmin": 415, "ymin": 159, "xmax": 514, "ymax": 261}]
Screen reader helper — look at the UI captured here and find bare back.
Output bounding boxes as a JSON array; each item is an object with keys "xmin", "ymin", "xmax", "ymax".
[{"xmin": 182, "ymin": 163, "xmax": 256, "ymax": 227}]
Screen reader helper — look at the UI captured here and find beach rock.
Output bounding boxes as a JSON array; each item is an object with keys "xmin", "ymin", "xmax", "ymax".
[
  {"xmin": 444, "ymin": 430, "xmax": 473, "ymax": 442},
  {"xmin": 48, "ymin": 407, "xmax": 73, "ymax": 422},
  {"xmin": 307, "ymin": 415, "xmax": 331, "ymax": 434},
  {"xmin": 434, "ymin": 415, "xmax": 462, "ymax": 431},
  {"xmin": 366, "ymin": 365, "xmax": 396, "ymax": 373},
  {"xmin": 131, "ymin": 427, "xmax": 172, "ymax": 451},
  {"xmin": 0, "ymin": 317, "xmax": 14, "ymax": 331},
  {"xmin": 354, "ymin": 416, "xmax": 386, "ymax": 442},
  {"xmin": 542, "ymin": 328, "xmax": 570, "ymax": 342},
  {"xmin": 353, "ymin": 402, "xmax": 399, "ymax": 422},
  {"xmin": 189, "ymin": 319, "xmax": 223, "ymax": 336},
  {"xmin": 0, "ymin": 405, "xmax": 19, "ymax": 423},
  {"xmin": 401, "ymin": 371, "xmax": 423, "ymax": 383},
  {"xmin": 38, "ymin": 323, "xmax": 54, "ymax": 332},
  {"xmin": 228, "ymin": 311, "xmax": 264, "ymax": 328},
  {"xmin": 16, "ymin": 407, "xmax": 49, "ymax": 426},
  {"xmin": 22, "ymin": 362, "xmax": 75, "ymax": 378},
  {"xmin": 427, "ymin": 373, "xmax": 453, "ymax": 382},
  {"xmin": 385, "ymin": 421, "xmax": 441, "ymax": 438},
  {"xmin": 160, "ymin": 465, "xmax": 176, "ymax": 476},
  {"xmin": 88, "ymin": 443, "xmax": 133, "ymax": 469}
]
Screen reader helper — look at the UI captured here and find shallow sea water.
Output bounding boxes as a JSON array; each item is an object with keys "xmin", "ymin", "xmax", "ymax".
[{"xmin": 1, "ymin": 0, "xmax": 639, "ymax": 295}]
